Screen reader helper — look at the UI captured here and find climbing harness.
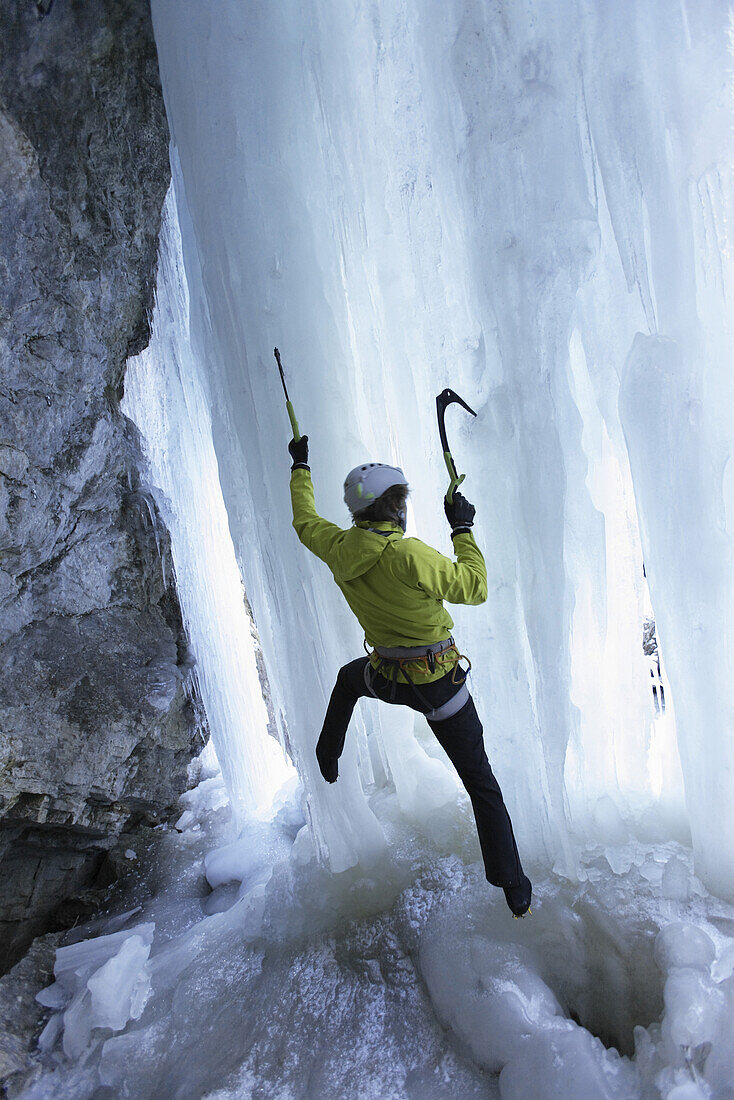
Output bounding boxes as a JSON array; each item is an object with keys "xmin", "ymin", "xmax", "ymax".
[
  {"xmin": 369, "ymin": 637, "xmax": 471, "ymax": 680},
  {"xmin": 362, "ymin": 637, "xmax": 472, "ymax": 722}
]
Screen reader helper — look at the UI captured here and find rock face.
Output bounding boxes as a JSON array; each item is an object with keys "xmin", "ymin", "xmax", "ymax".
[{"xmin": 0, "ymin": 0, "xmax": 201, "ymax": 971}]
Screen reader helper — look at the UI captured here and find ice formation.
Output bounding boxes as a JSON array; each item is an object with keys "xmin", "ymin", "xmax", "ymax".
[
  {"xmin": 36, "ymin": 923, "xmax": 154, "ymax": 1060},
  {"xmin": 145, "ymin": 0, "xmax": 728, "ymax": 883},
  {"xmin": 123, "ymin": 187, "xmax": 292, "ymax": 819},
  {"xmin": 28, "ymin": 774, "xmax": 734, "ymax": 1098},
  {"xmin": 25, "ymin": 0, "xmax": 734, "ymax": 1097}
]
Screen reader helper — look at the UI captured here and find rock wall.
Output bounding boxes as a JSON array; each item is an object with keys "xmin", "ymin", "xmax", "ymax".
[{"xmin": 0, "ymin": 0, "xmax": 201, "ymax": 971}]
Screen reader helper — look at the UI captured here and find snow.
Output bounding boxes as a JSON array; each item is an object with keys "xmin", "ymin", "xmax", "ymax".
[{"xmin": 23, "ymin": 0, "xmax": 734, "ymax": 1096}]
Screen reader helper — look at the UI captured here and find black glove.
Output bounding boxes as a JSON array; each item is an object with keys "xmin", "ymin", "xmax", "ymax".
[
  {"xmin": 444, "ymin": 490, "xmax": 475, "ymax": 534},
  {"xmin": 316, "ymin": 741, "xmax": 339, "ymax": 784},
  {"xmin": 288, "ymin": 435, "xmax": 309, "ymax": 469}
]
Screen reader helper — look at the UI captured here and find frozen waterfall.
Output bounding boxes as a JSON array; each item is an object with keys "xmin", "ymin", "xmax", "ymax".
[{"xmin": 147, "ymin": 0, "xmax": 731, "ymax": 891}]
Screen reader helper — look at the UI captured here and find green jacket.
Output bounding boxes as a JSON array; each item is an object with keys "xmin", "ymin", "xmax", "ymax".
[{"xmin": 290, "ymin": 467, "xmax": 487, "ymax": 683}]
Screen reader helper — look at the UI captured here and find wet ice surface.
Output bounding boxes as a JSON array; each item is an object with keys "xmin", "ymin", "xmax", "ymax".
[{"xmin": 21, "ymin": 769, "xmax": 734, "ymax": 1100}]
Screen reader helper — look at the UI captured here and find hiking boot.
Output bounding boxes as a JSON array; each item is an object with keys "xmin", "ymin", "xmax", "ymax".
[{"xmin": 503, "ymin": 874, "xmax": 532, "ymax": 918}]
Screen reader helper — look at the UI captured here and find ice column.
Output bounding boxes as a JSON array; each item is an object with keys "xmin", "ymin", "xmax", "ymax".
[
  {"xmin": 585, "ymin": 4, "xmax": 734, "ymax": 893},
  {"xmin": 621, "ymin": 328, "xmax": 734, "ymax": 894},
  {"xmin": 124, "ymin": 183, "xmax": 291, "ymax": 820}
]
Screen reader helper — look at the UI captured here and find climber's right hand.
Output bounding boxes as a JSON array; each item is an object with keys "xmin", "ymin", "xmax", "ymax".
[
  {"xmin": 316, "ymin": 743, "xmax": 338, "ymax": 784},
  {"xmin": 288, "ymin": 435, "xmax": 309, "ymax": 469},
  {"xmin": 444, "ymin": 490, "xmax": 475, "ymax": 533}
]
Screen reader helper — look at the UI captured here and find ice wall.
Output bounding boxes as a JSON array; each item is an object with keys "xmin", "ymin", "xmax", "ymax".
[{"xmin": 150, "ymin": 0, "xmax": 732, "ymax": 889}]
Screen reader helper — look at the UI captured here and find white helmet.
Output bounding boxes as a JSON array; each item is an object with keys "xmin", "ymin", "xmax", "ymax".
[{"xmin": 344, "ymin": 462, "xmax": 408, "ymax": 515}]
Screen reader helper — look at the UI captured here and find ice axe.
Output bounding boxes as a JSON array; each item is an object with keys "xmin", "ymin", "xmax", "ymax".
[
  {"xmin": 273, "ymin": 347, "xmax": 301, "ymax": 441},
  {"xmin": 436, "ymin": 388, "xmax": 476, "ymax": 503}
]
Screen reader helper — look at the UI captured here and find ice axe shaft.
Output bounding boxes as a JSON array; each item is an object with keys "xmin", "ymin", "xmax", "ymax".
[
  {"xmin": 436, "ymin": 388, "xmax": 476, "ymax": 503},
  {"xmin": 273, "ymin": 347, "xmax": 301, "ymax": 440}
]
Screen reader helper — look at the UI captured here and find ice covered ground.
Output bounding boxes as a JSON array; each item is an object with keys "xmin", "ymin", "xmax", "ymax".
[{"xmin": 11, "ymin": 747, "xmax": 734, "ymax": 1100}]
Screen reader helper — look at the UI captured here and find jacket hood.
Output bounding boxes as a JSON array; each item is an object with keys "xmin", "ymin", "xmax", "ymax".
[{"xmin": 331, "ymin": 522, "xmax": 404, "ymax": 582}]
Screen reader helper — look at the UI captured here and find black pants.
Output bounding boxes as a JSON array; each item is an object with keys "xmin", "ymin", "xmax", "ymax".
[{"xmin": 316, "ymin": 657, "xmax": 525, "ymax": 888}]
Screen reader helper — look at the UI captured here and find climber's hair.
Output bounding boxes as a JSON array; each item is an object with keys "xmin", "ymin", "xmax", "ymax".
[{"xmin": 353, "ymin": 484, "xmax": 409, "ymax": 525}]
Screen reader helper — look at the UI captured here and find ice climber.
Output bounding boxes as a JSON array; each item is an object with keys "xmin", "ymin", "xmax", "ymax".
[{"xmin": 288, "ymin": 435, "xmax": 532, "ymax": 918}]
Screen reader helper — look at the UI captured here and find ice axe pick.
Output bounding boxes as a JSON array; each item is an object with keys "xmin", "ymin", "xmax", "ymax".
[
  {"xmin": 436, "ymin": 388, "xmax": 476, "ymax": 504},
  {"xmin": 273, "ymin": 347, "xmax": 301, "ymax": 441}
]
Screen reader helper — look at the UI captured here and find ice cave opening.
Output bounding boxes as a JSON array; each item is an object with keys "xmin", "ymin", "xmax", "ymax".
[{"xmin": 15, "ymin": 1, "xmax": 734, "ymax": 1098}]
